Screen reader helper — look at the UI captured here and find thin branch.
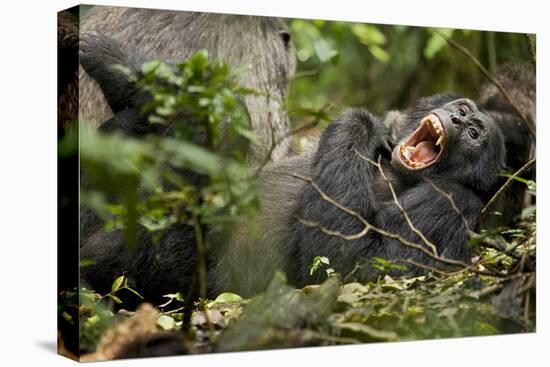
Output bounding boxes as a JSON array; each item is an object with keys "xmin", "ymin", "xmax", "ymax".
[
  {"xmin": 523, "ymin": 291, "xmax": 531, "ymax": 329},
  {"xmin": 424, "ymin": 178, "xmax": 471, "ymax": 233},
  {"xmin": 254, "ymin": 113, "xmax": 277, "ymax": 177},
  {"xmin": 282, "ymin": 171, "xmax": 371, "ymax": 227},
  {"xmin": 478, "ymin": 284, "xmax": 504, "ymax": 298},
  {"xmin": 311, "ymin": 332, "xmax": 361, "ymax": 345},
  {"xmin": 191, "ymin": 214, "xmax": 207, "ymax": 300},
  {"xmin": 435, "ymin": 30, "xmax": 536, "ymax": 140},
  {"xmin": 516, "ymin": 273, "xmax": 535, "ymax": 295},
  {"xmin": 481, "ymin": 157, "xmax": 536, "ymax": 216},
  {"xmin": 291, "ymin": 64, "xmax": 330, "ymax": 82},
  {"xmin": 254, "ymin": 104, "xmax": 328, "ymax": 177},
  {"xmin": 394, "ymin": 258, "xmax": 453, "ymax": 276},
  {"xmin": 354, "ymin": 149, "xmax": 439, "ymax": 256},
  {"xmin": 297, "ymin": 217, "xmax": 370, "ymax": 241},
  {"xmin": 343, "ymin": 261, "xmax": 368, "ymax": 283}
]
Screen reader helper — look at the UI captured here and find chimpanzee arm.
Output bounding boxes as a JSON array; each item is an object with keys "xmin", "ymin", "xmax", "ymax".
[
  {"xmin": 79, "ymin": 33, "xmax": 154, "ymax": 113},
  {"xmin": 98, "ymin": 107, "xmax": 175, "ymax": 137},
  {"xmin": 373, "ymin": 180, "xmax": 482, "ymax": 273},
  {"xmin": 288, "ymin": 109, "xmax": 392, "ymax": 284},
  {"xmin": 306, "ymin": 108, "xmax": 391, "ymax": 219}
]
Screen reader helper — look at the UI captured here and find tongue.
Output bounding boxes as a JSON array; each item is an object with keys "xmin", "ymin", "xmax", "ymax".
[{"xmin": 412, "ymin": 140, "xmax": 438, "ymax": 163}]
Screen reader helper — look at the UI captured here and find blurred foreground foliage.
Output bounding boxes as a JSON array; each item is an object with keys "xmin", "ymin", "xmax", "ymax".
[{"xmin": 80, "ymin": 50, "xmax": 260, "ymax": 250}]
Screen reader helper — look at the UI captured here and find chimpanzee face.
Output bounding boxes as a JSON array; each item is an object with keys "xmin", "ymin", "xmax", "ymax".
[{"xmin": 391, "ymin": 97, "xmax": 505, "ymax": 192}]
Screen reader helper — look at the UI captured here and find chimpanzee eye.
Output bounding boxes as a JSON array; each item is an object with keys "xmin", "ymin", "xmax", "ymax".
[
  {"xmin": 468, "ymin": 127, "xmax": 479, "ymax": 139},
  {"xmin": 459, "ymin": 106, "xmax": 467, "ymax": 117}
]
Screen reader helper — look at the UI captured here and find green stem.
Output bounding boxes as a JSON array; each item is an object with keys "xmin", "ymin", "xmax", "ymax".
[{"xmin": 192, "ymin": 213, "xmax": 208, "ymax": 300}]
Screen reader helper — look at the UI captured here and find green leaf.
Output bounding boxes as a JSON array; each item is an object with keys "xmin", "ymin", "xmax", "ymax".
[
  {"xmin": 124, "ymin": 285, "xmax": 144, "ymax": 299},
  {"xmin": 351, "ymin": 24, "xmax": 386, "ymax": 46},
  {"xmin": 108, "ymin": 294, "xmax": 123, "ymax": 304},
  {"xmin": 110, "ymin": 64, "xmax": 134, "ymax": 79},
  {"xmin": 424, "ymin": 28, "xmax": 454, "ymax": 59},
  {"xmin": 157, "ymin": 315, "xmax": 176, "ymax": 330},
  {"xmin": 368, "ymin": 45, "xmax": 390, "ymax": 63},
  {"xmin": 521, "ymin": 205, "xmax": 536, "ymax": 220},
  {"xmin": 475, "ymin": 322, "xmax": 499, "ymax": 335},
  {"xmin": 334, "ymin": 322, "xmax": 398, "ymax": 341},
  {"xmin": 373, "ymin": 257, "xmax": 407, "ymax": 271},
  {"xmin": 162, "ymin": 139, "xmax": 222, "ymax": 175},
  {"xmin": 80, "ymin": 259, "xmax": 95, "ymax": 268},
  {"xmin": 158, "ymin": 292, "xmax": 185, "ymax": 308},
  {"xmin": 111, "ymin": 275, "xmax": 126, "ymax": 292},
  {"xmin": 314, "ymin": 38, "xmax": 338, "ymax": 63},
  {"xmin": 207, "ymin": 292, "xmax": 244, "ymax": 308},
  {"xmin": 309, "ymin": 256, "xmax": 331, "ymax": 276},
  {"xmin": 141, "ymin": 60, "xmax": 161, "ymax": 75}
]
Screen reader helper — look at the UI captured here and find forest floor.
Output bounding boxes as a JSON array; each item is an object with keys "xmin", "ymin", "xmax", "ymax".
[{"xmin": 63, "ymin": 209, "xmax": 535, "ymax": 361}]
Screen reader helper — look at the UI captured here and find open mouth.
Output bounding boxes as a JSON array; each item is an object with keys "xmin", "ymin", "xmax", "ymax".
[{"xmin": 399, "ymin": 114, "xmax": 445, "ymax": 170}]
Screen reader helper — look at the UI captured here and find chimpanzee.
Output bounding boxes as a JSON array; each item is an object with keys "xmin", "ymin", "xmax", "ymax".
[
  {"xmin": 78, "ymin": 31, "xmax": 534, "ymax": 300},
  {"xmin": 286, "ymin": 96, "xmax": 505, "ymax": 285},
  {"xmin": 79, "ymin": 6, "xmax": 295, "ymax": 164}
]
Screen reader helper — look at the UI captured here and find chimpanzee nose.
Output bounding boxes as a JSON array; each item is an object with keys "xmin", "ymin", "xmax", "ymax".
[{"xmin": 451, "ymin": 115, "xmax": 462, "ymax": 126}]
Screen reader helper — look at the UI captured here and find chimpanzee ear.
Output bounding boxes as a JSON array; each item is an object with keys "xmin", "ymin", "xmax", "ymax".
[
  {"xmin": 79, "ymin": 32, "xmax": 151, "ymax": 113},
  {"xmin": 278, "ymin": 30, "xmax": 291, "ymax": 51}
]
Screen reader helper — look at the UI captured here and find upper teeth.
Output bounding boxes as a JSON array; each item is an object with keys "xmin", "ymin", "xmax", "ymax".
[
  {"xmin": 423, "ymin": 115, "xmax": 445, "ymax": 146},
  {"xmin": 399, "ymin": 114, "xmax": 446, "ymax": 170},
  {"xmin": 424, "ymin": 115, "xmax": 443, "ymax": 135}
]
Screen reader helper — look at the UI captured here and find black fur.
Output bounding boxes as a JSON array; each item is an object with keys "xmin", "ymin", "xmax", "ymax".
[
  {"xmin": 79, "ymin": 33, "xmax": 152, "ymax": 114},
  {"xmin": 287, "ymin": 99, "xmax": 504, "ymax": 286}
]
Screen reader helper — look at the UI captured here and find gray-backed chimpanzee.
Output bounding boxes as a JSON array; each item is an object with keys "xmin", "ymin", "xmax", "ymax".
[
  {"xmin": 79, "ymin": 6, "xmax": 296, "ymax": 164},
  {"xmin": 78, "ymin": 32, "xmax": 534, "ymax": 301}
]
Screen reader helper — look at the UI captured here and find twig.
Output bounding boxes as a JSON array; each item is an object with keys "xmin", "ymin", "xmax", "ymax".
[
  {"xmin": 254, "ymin": 104, "xmax": 328, "ymax": 177},
  {"xmin": 162, "ymin": 306, "xmax": 185, "ymax": 315},
  {"xmin": 481, "ymin": 157, "xmax": 536, "ymax": 216},
  {"xmin": 424, "ymin": 178, "xmax": 471, "ymax": 233},
  {"xmin": 297, "ymin": 217, "xmax": 370, "ymax": 241},
  {"xmin": 354, "ymin": 149, "xmax": 439, "ymax": 256},
  {"xmin": 394, "ymin": 258, "xmax": 452, "ymax": 276},
  {"xmin": 523, "ymin": 291, "xmax": 531, "ymax": 329},
  {"xmin": 191, "ymin": 214, "xmax": 208, "ymax": 300},
  {"xmin": 291, "ymin": 64, "xmax": 330, "ymax": 82},
  {"xmin": 311, "ymin": 332, "xmax": 361, "ymax": 345},
  {"xmin": 434, "ymin": 30, "xmax": 536, "ymax": 140},
  {"xmin": 478, "ymin": 284, "xmax": 504, "ymax": 298},
  {"xmin": 343, "ymin": 261, "xmax": 368, "ymax": 283},
  {"xmin": 254, "ymin": 113, "xmax": 277, "ymax": 177},
  {"xmin": 516, "ymin": 273, "xmax": 535, "ymax": 295}
]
